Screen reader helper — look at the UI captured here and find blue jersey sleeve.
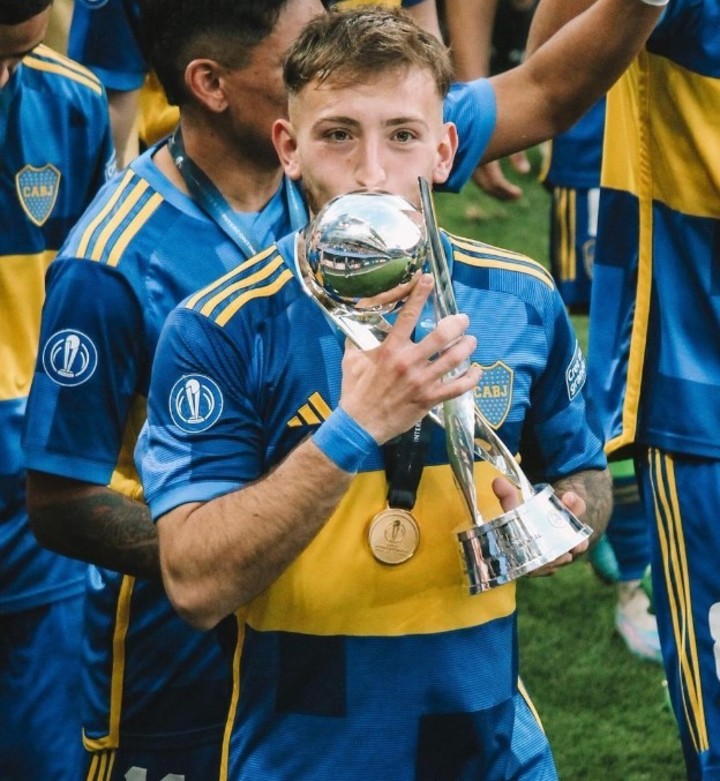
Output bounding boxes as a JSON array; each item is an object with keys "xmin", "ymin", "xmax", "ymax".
[
  {"xmin": 23, "ymin": 259, "xmax": 146, "ymax": 483},
  {"xmin": 68, "ymin": 0, "xmax": 147, "ymax": 91},
  {"xmin": 522, "ymin": 293, "xmax": 607, "ymax": 480},
  {"xmin": 138, "ymin": 306, "xmax": 265, "ymax": 520},
  {"xmin": 442, "ymin": 79, "xmax": 497, "ymax": 193}
]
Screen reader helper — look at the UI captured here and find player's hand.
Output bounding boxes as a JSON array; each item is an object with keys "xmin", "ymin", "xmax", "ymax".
[
  {"xmin": 339, "ymin": 274, "xmax": 481, "ymax": 444},
  {"xmin": 493, "ymin": 476, "xmax": 589, "ymax": 577},
  {"xmin": 472, "ymin": 160, "xmax": 523, "ymax": 201}
]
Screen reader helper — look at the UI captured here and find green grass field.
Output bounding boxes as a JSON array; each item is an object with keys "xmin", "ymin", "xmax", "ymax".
[{"xmin": 435, "ymin": 151, "xmax": 687, "ymax": 780}]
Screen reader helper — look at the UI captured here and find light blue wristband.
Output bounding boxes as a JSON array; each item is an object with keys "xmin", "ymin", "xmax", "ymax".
[{"xmin": 312, "ymin": 407, "xmax": 377, "ymax": 473}]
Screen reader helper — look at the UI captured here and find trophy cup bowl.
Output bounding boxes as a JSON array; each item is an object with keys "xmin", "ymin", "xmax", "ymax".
[
  {"xmin": 303, "ymin": 190, "xmax": 428, "ymax": 312},
  {"xmin": 297, "ymin": 187, "xmax": 592, "ymax": 594}
]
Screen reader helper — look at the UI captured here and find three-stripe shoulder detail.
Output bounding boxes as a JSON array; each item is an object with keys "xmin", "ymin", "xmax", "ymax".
[
  {"xmin": 23, "ymin": 45, "xmax": 104, "ymax": 95},
  {"xmin": 74, "ymin": 169, "xmax": 164, "ymax": 267},
  {"xmin": 447, "ymin": 233, "xmax": 555, "ymax": 290},
  {"xmin": 185, "ymin": 246, "xmax": 294, "ymax": 328}
]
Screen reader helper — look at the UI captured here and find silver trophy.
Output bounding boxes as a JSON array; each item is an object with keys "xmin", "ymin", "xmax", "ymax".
[{"xmin": 296, "ymin": 186, "xmax": 592, "ymax": 593}]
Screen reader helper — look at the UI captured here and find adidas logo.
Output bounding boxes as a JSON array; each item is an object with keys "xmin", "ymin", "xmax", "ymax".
[{"xmin": 287, "ymin": 392, "xmax": 333, "ymax": 427}]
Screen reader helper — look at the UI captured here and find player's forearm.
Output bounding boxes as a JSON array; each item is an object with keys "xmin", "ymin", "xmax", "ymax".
[
  {"xmin": 485, "ymin": 0, "xmax": 661, "ymax": 161},
  {"xmin": 444, "ymin": 0, "xmax": 498, "ymax": 79},
  {"xmin": 27, "ymin": 472, "xmax": 160, "ymax": 580},
  {"xmin": 526, "ymin": 0, "xmax": 661, "ymax": 129},
  {"xmin": 107, "ymin": 88, "xmax": 140, "ymax": 169},
  {"xmin": 157, "ymin": 438, "xmax": 354, "ymax": 631},
  {"xmin": 525, "ymin": 0, "xmax": 596, "ymax": 57},
  {"xmin": 405, "ymin": 0, "xmax": 444, "ymax": 41},
  {"xmin": 553, "ymin": 467, "xmax": 612, "ymax": 543}
]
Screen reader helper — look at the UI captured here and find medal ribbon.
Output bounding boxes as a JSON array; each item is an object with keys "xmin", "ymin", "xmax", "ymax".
[
  {"xmin": 382, "ymin": 416, "xmax": 432, "ymax": 510},
  {"xmin": 167, "ymin": 126, "xmax": 307, "ymax": 259}
]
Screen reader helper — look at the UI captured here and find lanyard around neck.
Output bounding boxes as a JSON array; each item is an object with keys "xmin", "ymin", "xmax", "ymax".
[{"xmin": 167, "ymin": 126, "xmax": 306, "ymax": 260}]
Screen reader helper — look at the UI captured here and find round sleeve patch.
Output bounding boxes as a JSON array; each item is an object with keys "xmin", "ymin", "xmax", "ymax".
[
  {"xmin": 42, "ymin": 329, "xmax": 99, "ymax": 387},
  {"xmin": 169, "ymin": 375, "xmax": 224, "ymax": 433}
]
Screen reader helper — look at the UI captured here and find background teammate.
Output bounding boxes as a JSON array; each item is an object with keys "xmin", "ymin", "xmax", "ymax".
[{"xmin": 0, "ymin": 0, "xmax": 114, "ymax": 777}]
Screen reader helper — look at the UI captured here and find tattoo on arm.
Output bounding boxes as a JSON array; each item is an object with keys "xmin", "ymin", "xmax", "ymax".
[
  {"xmin": 30, "ymin": 488, "xmax": 161, "ymax": 582},
  {"xmin": 553, "ymin": 467, "xmax": 613, "ymax": 542}
]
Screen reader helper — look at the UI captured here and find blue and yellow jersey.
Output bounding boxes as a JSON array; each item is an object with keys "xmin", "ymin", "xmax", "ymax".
[
  {"xmin": 138, "ymin": 231, "xmax": 605, "ymax": 778},
  {"xmin": 0, "ymin": 45, "xmax": 113, "ymax": 614},
  {"xmin": 22, "ymin": 145, "xmax": 307, "ymax": 749},
  {"xmin": 541, "ymin": 98, "xmax": 605, "ymax": 191},
  {"xmin": 588, "ymin": 0, "xmax": 720, "ymax": 459}
]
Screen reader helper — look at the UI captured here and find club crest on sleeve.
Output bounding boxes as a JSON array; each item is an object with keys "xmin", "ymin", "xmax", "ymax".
[
  {"xmin": 170, "ymin": 375, "xmax": 224, "ymax": 433},
  {"xmin": 566, "ymin": 341, "xmax": 587, "ymax": 401},
  {"xmin": 15, "ymin": 164, "xmax": 61, "ymax": 227},
  {"xmin": 42, "ymin": 329, "xmax": 98, "ymax": 387},
  {"xmin": 473, "ymin": 360, "xmax": 513, "ymax": 428}
]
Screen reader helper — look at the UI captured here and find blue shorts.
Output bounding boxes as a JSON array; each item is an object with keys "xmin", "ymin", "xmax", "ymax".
[
  {"xmin": 549, "ymin": 186, "xmax": 599, "ymax": 312},
  {"xmin": 84, "ymin": 741, "xmax": 222, "ymax": 781},
  {"xmin": 0, "ymin": 595, "xmax": 85, "ymax": 780},
  {"xmin": 639, "ymin": 449, "xmax": 720, "ymax": 780}
]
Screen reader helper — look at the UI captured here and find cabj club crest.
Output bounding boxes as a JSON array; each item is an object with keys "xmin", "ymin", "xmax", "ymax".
[
  {"xmin": 16, "ymin": 164, "xmax": 61, "ymax": 227},
  {"xmin": 473, "ymin": 360, "xmax": 513, "ymax": 428}
]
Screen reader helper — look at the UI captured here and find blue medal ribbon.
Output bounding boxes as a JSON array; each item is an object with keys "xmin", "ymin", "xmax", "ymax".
[{"xmin": 167, "ymin": 126, "xmax": 307, "ymax": 259}]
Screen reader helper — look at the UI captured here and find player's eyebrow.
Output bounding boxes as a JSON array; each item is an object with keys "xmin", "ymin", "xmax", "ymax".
[{"xmin": 312, "ymin": 115, "xmax": 429, "ymax": 129}]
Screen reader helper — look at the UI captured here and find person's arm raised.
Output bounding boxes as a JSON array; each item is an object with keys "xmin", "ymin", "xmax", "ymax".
[
  {"xmin": 156, "ymin": 275, "xmax": 481, "ymax": 630},
  {"xmin": 483, "ymin": 0, "xmax": 664, "ymax": 162}
]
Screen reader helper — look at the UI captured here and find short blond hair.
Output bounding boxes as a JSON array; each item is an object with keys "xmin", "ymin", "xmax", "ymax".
[{"xmin": 283, "ymin": 7, "xmax": 452, "ymax": 99}]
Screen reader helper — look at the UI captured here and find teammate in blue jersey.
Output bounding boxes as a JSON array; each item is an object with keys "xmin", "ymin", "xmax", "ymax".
[
  {"xmin": 23, "ymin": 4, "xmax": 322, "ymax": 778},
  {"xmin": 0, "ymin": 1, "xmax": 115, "ymax": 779},
  {"xmin": 542, "ymin": 99, "xmax": 604, "ymax": 313},
  {"xmin": 22, "ymin": 0, "xmax": 665, "ymax": 776},
  {"xmin": 541, "ymin": 99, "xmax": 661, "ymax": 663},
  {"xmin": 136, "ymin": 12, "xmax": 613, "ymax": 778},
  {"xmin": 587, "ymin": 0, "xmax": 720, "ymax": 775}
]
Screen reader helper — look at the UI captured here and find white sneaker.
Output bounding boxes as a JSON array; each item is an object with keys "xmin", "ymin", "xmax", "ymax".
[{"xmin": 615, "ymin": 579, "xmax": 662, "ymax": 663}]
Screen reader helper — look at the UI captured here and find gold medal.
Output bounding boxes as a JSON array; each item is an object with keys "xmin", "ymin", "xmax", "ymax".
[{"xmin": 368, "ymin": 508, "xmax": 420, "ymax": 565}]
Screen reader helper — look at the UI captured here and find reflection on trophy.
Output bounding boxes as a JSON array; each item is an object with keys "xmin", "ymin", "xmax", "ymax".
[{"xmin": 296, "ymin": 186, "xmax": 592, "ymax": 594}]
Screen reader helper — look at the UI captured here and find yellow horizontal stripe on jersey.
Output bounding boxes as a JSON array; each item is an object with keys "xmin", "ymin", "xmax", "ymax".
[
  {"xmin": 243, "ymin": 462, "xmax": 516, "ymax": 637},
  {"xmin": 33, "ymin": 44, "xmax": 103, "ymax": 86},
  {"xmin": 186, "ymin": 245, "xmax": 278, "ymax": 311},
  {"xmin": 214, "ymin": 268, "xmax": 295, "ymax": 327},
  {"xmin": 603, "ymin": 52, "xmax": 720, "ymax": 218},
  {"xmin": 23, "ymin": 52, "xmax": 103, "ymax": 95},
  {"xmin": 89, "ymin": 180, "xmax": 151, "ymax": 262},
  {"xmin": 107, "ymin": 193, "xmax": 163, "ymax": 268},
  {"xmin": 199, "ymin": 251, "xmax": 285, "ymax": 317},
  {"xmin": 0, "ymin": 250, "xmax": 55, "ymax": 401},
  {"xmin": 77, "ymin": 170, "xmax": 135, "ymax": 258}
]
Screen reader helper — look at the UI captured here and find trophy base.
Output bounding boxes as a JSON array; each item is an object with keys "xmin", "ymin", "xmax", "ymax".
[{"xmin": 457, "ymin": 484, "xmax": 592, "ymax": 594}]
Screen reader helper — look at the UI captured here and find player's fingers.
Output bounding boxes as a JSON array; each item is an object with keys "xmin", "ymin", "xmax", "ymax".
[
  {"xmin": 385, "ymin": 273, "xmax": 434, "ymax": 344},
  {"xmin": 492, "ymin": 476, "xmax": 522, "ymax": 513}
]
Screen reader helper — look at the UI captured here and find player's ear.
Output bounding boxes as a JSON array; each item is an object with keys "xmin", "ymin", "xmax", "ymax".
[
  {"xmin": 432, "ymin": 121, "xmax": 459, "ymax": 186},
  {"xmin": 273, "ymin": 118, "xmax": 302, "ymax": 180},
  {"xmin": 184, "ymin": 59, "xmax": 227, "ymax": 113}
]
